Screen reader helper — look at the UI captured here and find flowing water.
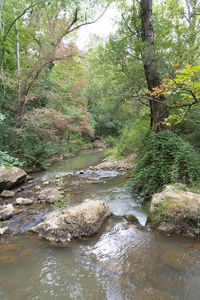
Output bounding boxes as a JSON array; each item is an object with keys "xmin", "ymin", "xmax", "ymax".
[{"xmin": 0, "ymin": 150, "xmax": 200, "ymax": 300}]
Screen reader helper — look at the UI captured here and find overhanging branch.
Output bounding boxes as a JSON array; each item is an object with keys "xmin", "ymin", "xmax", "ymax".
[{"xmin": 3, "ymin": 2, "xmax": 40, "ymax": 42}]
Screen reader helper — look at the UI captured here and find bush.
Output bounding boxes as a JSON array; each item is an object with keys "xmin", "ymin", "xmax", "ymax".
[
  {"xmin": 103, "ymin": 135, "xmax": 116, "ymax": 147},
  {"xmin": 129, "ymin": 130, "xmax": 200, "ymax": 200},
  {"xmin": 0, "ymin": 151, "xmax": 23, "ymax": 167}
]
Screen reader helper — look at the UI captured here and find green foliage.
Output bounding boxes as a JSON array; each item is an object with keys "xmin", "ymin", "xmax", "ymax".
[
  {"xmin": 52, "ymin": 193, "xmax": 71, "ymax": 213},
  {"xmin": 129, "ymin": 131, "xmax": 200, "ymax": 199},
  {"xmin": 0, "ymin": 113, "xmax": 5, "ymax": 123},
  {"xmin": 148, "ymin": 197, "xmax": 172, "ymax": 225},
  {"xmin": 113, "ymin": 115, "xmax": 148, "ymax": 157},
  {"xmin": 0, "ymin": 151, "xmax": 23, "ymax": 167},
  {"xmin": 103, "ymin": 135, "xmax": 116, "ymax": 147},
  {"xmin": 52, "ymin": 179, "xmax": 71, "ymax": 213}
]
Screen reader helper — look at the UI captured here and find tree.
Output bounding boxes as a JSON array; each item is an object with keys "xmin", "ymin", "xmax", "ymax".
[
  {"xmin": 0, "ymin": 0, "xmax": 109, "ymax": 118},
  {"xmin": 140, "ymin": 0, "xmax": 168, "ymax": 131}
]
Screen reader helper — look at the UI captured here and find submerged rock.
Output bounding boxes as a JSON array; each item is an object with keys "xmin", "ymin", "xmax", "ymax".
[
  {"xmin": 0, "ymin": 190, "xmax": 15, "ymax": 198},
  {"xmin": 150, "ymin": 186, "xmax": 200, "ymax": 236},
  {"xmin": 0, "ymin": 204, "xmax": 15, "ymax": 220},
  {"xmin": 30, "ymin": 199, "xmax": 112, "ymax": 244},
  {"xmin": 135, "ymin": 288, "xmax": 169, "ymax": 300},
  {"xmin": 161, "ymin": 250, "xmax": 197, "ymax": 272},
  {"xmin": 16, "ymin": 197, "xmax": 34, "ymax": 205},
  {"xmin": 0, "ymin": 166, "xmax": 27, "ymax": 192}
]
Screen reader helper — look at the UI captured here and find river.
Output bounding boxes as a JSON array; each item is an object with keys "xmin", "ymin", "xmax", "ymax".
[{"xmin": 0, "ymin": 149, "xmax": 200, "ymax": 299}]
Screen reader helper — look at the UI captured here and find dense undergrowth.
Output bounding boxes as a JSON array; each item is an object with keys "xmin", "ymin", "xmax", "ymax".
[{"xmin": 127, "ymin": 131, "xmax": 200, "ymax": 200}]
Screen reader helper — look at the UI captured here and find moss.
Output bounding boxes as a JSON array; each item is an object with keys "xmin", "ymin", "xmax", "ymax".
[
  {"xmin": 150, "ymin": 196, "xmax": 175, "ymax": 225},
  {"xmin": 123, "ymin": 214, "xmax": 139, "ymax": 223}
]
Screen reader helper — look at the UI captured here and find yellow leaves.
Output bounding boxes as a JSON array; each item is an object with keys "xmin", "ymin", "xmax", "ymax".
[
  {"xmin": 147, "ymin": 65, "xmax": 200, "ymax": 111},
  {"xmin": 162, "ymin": 121, "xmax": 171, "ymax": 127},
  {"xmin": 149, "ymin": 83, "xmax": 169, "ymax": 97},
  {"xmin": 185, "ymin": 65, "xmax": 192, "ymax": 69}
]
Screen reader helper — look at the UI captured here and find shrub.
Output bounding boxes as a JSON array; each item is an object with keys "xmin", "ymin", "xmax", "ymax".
[
  {"xmin": 104, "ymin": 135, "xmax": 116, "ymax": 147},
  {"xmin": 129, "ymin": 130, "xmax": 200, "ymax": 200},
  {"xmin": 0, "ymin": 151, "xmax": 23, "ymax": 167}
]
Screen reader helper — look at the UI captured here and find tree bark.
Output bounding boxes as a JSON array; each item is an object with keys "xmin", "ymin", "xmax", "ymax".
[
  {"xmin": 140, "ymin": 0, "xmax": 168, "ymax": 132},
  {"xmin": 15, "ymin": 26, "xmax": 21, "ymax": 111}
]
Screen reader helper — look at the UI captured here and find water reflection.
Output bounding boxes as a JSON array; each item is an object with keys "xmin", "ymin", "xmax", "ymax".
[
  {"xmin": 0, "ymin": 224, "xmax": 200, "ymax": 299},
  {"xmin": 38, "ymin": 149, "xmax": 105, "ymax": 181},
  {"xmin": 1, "ymin": 149, "xmax": 200, "ymax": 299}
]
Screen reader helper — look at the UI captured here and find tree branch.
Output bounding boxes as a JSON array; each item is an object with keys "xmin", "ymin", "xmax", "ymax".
[
  {"xmin": 67, "ymin": 5, "xmax": 109, "ymax": 35},
  {"xmin": 3, "ymin": 2, "xmax": 40, "ymax": 42}
]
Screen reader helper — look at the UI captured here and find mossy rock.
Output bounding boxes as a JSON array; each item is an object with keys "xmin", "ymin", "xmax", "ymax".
[
  {"xmin": 0, "ymin": 166, "xmax": 27, "ymax": 192},
  {"xmin": 149, "ymin": 185, "xmax": 200, "ymax": 235}
]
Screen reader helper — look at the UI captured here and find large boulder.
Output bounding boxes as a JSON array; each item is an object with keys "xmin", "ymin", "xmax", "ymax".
[
  {"xmin": 0, "ymin": 166, "xmax": 27, "ymax": 192},
  {"xmin": 30, "ymin": 199, "xmax": 112, "ymax": 244},
  {"xmin": 149, "ymin": 186, "xmax": 200, "ymax": 235}
]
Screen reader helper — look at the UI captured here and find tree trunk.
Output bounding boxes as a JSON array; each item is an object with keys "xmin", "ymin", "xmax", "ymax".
[
  {"xmin": 15, "ymin": 26, "xmax": 21, "ymax": 110},
  {"xmin": 140, "ymin": 0, "xmax": 168, "ymax": 132}
]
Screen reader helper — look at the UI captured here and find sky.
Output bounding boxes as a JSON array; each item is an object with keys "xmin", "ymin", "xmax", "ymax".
[{"xmin": 77, "ymin": 6, "xmax": 119, "ymax": 49}]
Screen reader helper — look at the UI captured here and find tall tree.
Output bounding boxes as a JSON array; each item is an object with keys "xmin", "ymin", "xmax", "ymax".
[{"xmin": 140, "ymin": 0, "xmax": 168, "ymax": 131}]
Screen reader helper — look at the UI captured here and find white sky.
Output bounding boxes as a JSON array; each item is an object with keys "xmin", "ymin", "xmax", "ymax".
[{"xmin": 77, "ymin": 6, "xmax": 119, "ymax": 49}]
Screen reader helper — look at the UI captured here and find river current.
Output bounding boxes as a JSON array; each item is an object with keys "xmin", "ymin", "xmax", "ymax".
[{"xmin": 0, "ymin": 150, "xmax": 200, "ymax": 300}]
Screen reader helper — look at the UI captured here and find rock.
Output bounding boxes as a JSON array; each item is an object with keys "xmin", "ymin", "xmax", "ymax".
[
  {"xmin": 16, "ymin": 197, "xmax": 34, "ymax": 205},
  {"xmin": 123, "ymin": 214, "xmax": 140, "ymax": 225},
  {"xmin": 37, "ymin": 187, "xmax": 60, "ymax": 204},
  {"xmin": 27, "ymin": 175, "xmax": 34, "ymax": 181},
  {"xmin": 135, "ymin": 288, "xmax": 169, "ymax": 300},
  {"xmin": 0, "ymin": 226, "xmax": 9, "ymax": 235},
  {"xmin": 0, "ymin": 255, "xmax": 16, "ymax": 264},
  {"xmin": 19, "ymin": 248, "xmax": 32, "ymax": 258},
  {"xmin": 157, "ymin": 222, "xmax": 181, "ymax": 234},
  {"xmin": 0, "ymin": 166, "xmax": 27, "ymax": 192},
  {"xmin": 30, "ymin": 199, "xmax": 112, "ymax": 244},
  {"xmin": 0, "ymin": 190, "xmax": 15, "ymax": 198},
  {"xmin": 89, "ymin": 155, "xmax": 135, "ymax": 172},
  {"xmin": 0, "ymin": 243, "xmax": 20, "ymax": 252},
  {"xmin": 150, "ymin": 186, "xmax": 200, "ymax": 235},
  {"xmin": 43, "ymin": 180, "xmax": 49, "ymax": 185},
  {"xmin": 161, "ymin": 250, "xmax": 197, "ymax": 272},
  {"xmin": 0, "ymin": 204, "xmax": 14, "ymax": 220},
  {"xmin": 90, "ymin": 160, "xmax": 134, "ymax": 171}
]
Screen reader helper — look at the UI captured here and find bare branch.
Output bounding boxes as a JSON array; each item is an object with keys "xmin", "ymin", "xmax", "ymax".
[
  {"xmin": 67, "ymin": 5, "xmax": 109, "ymax": 35},
  {"xmin": 54, "ymin": 5, "xmax": 109, "ymax": 50}
]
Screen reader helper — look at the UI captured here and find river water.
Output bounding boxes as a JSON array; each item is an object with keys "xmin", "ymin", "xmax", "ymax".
[{"xmin": 0, "ymin": 150, "xmax": 200, "ymax": 300}]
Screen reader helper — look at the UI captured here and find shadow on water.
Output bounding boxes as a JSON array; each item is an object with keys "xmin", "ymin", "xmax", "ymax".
[{"xmin": 1, "ymin": 149, "xmax": 200, "ymax": 299}]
